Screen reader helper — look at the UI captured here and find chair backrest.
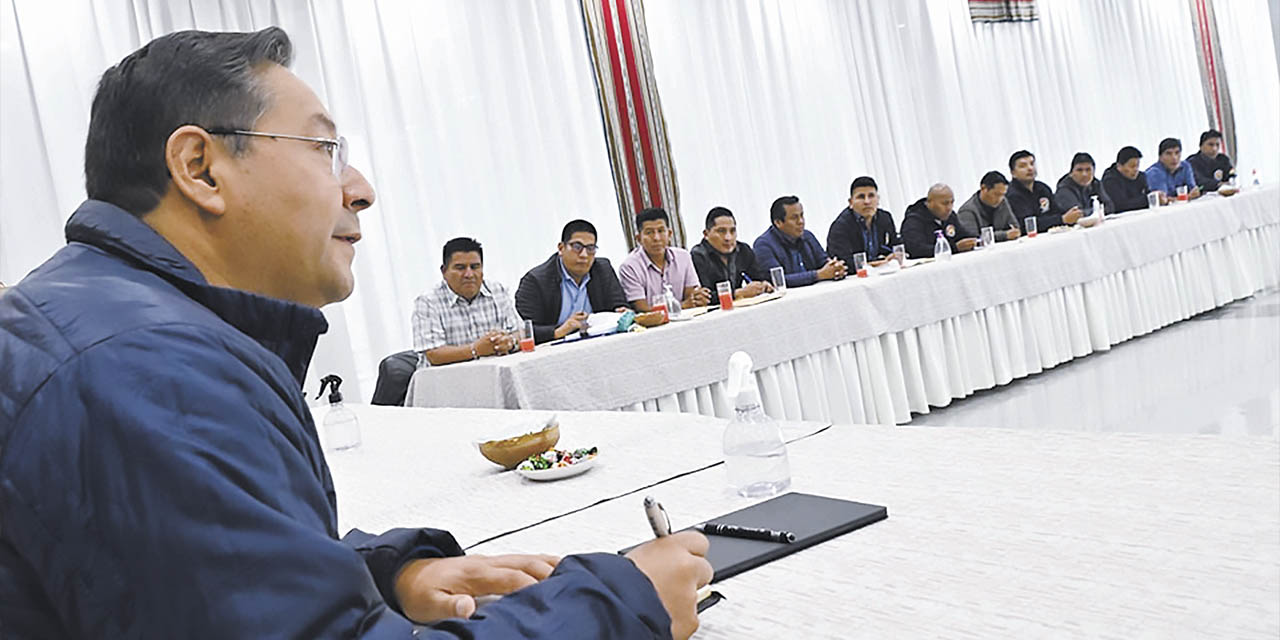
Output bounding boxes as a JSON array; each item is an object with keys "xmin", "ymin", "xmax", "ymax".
[{"xmin": 371, "ymin": 350, "xmax": 419, "ymax": 406}]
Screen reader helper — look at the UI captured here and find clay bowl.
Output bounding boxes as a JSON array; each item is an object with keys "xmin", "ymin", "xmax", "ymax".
[{"xmin": 478, "ymin": 423, "xmax": 560, "ymax": 470}]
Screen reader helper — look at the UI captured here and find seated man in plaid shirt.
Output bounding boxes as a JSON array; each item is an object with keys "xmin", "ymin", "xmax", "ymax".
[{"xmin": 412, "ymin": 237, "xmax": 523, "ymax": 367}]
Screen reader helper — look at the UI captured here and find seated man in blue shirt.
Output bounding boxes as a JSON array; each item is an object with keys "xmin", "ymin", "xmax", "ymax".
[
  {"xmin": 753, "ymin": 195, "xmax": 847, "ymax": 287},
  {"xmin": 1144, "ymin": 137, "xmax": 1202, "ymax": 201},
  {"xmin": 0, "ymin": 27, "xmax": 709, "ymax": 639},
  {"xmin": 515, "ymin": 219, "xmax": 630, "ymax": 343}
]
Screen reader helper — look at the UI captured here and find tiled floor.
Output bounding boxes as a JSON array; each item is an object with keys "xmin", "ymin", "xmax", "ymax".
[{"xmin": 911, "ymin": 289, "xmax": 1280, "ymax": 437}]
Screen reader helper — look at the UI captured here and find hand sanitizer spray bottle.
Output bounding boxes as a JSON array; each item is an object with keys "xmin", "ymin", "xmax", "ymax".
[
  {"xmin": 317, "ymin": 374, "xmax": 361, "ymax": 451},
  {"xmin": 723, "ymin": 352, "xmax": 791, "ymax": 497}
]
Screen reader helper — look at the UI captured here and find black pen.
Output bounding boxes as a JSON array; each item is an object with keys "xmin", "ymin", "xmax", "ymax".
[{"xmin": 697, "ymin": 522, "xmax": 796, "ymax": 544}]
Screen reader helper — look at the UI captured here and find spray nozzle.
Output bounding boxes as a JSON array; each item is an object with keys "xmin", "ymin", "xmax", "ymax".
[
  {"xmin": 726, "ymin": 351, "xmax": 761, "ymax": 409},
  {"xmin": 316, "ymin": 374, "xmax": 344, "ymax": 404}
]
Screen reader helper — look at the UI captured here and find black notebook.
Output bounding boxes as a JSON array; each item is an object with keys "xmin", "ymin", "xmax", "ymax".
[{"xmin": 621, "ymin": 492, "xmax": 887, "ymax": 582}]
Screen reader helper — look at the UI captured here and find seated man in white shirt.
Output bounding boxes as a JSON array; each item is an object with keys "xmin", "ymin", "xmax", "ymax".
[{"xmin": 412, "ymin": 237, "xmax": 521, "ymax": 366}]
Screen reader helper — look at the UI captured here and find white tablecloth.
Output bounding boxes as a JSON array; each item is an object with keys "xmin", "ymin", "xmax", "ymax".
[
  {"xmin": 407, "ymin": 186, "xmax": 1280, "ymax": 425},
  {"xmin": 468, "ymin": 424, "xmax": 1280, "ymax": 638},
  {"xmin": 316, "ymin": 404, "xmax": 827, "ymax": 547}
]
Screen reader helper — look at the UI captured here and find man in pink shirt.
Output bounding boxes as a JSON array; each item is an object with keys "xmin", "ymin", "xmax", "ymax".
[{"xmin": 618, "ymin": 207, "xmax": 711, "ymax": 311}]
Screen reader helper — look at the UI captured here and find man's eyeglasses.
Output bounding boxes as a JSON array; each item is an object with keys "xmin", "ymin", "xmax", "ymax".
[
  {"xmin": 206, "ymin": 128, "xmax": 349, "ymax": 178},
  {"xmin": 566, "ymin": 241, "xmax": 598, "ymax": 255}
]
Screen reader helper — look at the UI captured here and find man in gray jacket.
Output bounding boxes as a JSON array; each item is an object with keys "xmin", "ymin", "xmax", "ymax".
[
  {"xmin": 1055, "ymin": 152, "xmax": 1111, "ymax": 219},
  {"xmin": 957, "ymin": 171, "xmax": 1022, "ymax": 243}
]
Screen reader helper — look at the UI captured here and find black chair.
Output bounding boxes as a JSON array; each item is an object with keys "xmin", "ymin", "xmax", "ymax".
[{"xmin": 371, "ymin": 350, "xmax": 419, "ymax": 406}]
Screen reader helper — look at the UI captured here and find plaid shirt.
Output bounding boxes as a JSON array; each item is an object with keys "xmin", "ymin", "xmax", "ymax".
[{"xmin": 412, "ymin": 280, "xmax": 522, "ymax": 367}]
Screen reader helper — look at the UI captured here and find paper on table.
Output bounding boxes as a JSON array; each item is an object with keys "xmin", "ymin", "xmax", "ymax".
[
  {"xmin": 670, "ymin": 305, "xmax": 713, "ymax": 321},
  {"xmin": 734, "ymin": 291, "xmax": 784, "ymax": 307},
  {"xmin": 586, "ymin": 312, "xmax": 624, "ymax": 336}
]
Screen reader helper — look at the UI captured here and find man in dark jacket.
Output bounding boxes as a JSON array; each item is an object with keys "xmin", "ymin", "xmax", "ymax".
[
  {"xmin": 0, "ymin": 28, "xmax": 709, "ymax": 640},
  {"xmin": 900, "ymin": 184, "xmax": 979, "ymax": 258},
  {"xmin": 1101, "ymin": 146, "xmax": 1155, "ymax": 213},
  {"xmin": 956, "ymin": 171, "xmax": 1021, "ymax": 243},
  {"xmin": 826, "ymin": 176, "xmax": 900, "ymax": 266},
  {"xmin": 515, "ymin": 219, "xmax": 630, "ymax": 343},
  {"xmin": 690, "ymin": 207, "xmax": 773, "ymax": 301},
  {"xmin": 1186, "ymin": 129, "xmax": 1238, "ymax": 195},
  {"xmin": 1054, "ymin": 152, "xmax": 1110, "ymax": 220},
  {"xmin": 1006, "ymin": 149, "xmax": 1083, "ymax": 233},
  {"xmin": 753, "ymin": 195, "xmax": 847, "ymax": 287}
]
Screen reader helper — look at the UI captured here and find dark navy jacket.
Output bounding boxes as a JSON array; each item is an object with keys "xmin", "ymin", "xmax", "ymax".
[
  {"xmin": 0, "ymin": 201, "xmax": 670, "ymax": 638},
  {"xmin": 900, "ymin": 198, "xmax": 977, "ymax": 259},
  {"xmin": 1007, "ymin": 178, "xmax": 1070, "ymax": 233},
  {"xmin": 752, "ymin": 225, "xmax": 829, "ymax": 288},
  {"xmin": 825, "ymin": 208, "xmax": 899, "ymax": 264},
  {"xmin": 1186, "ymin": 151, "xmax": 1235, "ymax": 192}
]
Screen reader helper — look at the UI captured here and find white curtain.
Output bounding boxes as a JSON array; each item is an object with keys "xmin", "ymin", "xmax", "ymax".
[
  {"xmin": 0, "ymin": 0, "xmax": 623, "ymax": 400},
  {"xmin": 641, "ymin": 0, "xmax": 1269, "ymax": 244},
  {"xmin": 1213, "ymin": 0, "xmax": 1280, "ymax": 183}
]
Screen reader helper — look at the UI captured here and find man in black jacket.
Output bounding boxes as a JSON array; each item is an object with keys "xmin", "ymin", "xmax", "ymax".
[
  {"xmin": 1100, "ymin": 146, "xmax": 1154, "ymax": 213},
  {"xmin": 690, "ymin": 207, "xmax": 773, "ymax": 302},
  {"xmin": 1186, "ymin": 129, "xmax": 1238, "ymax": 195},
  {"xmin": 515, "ymin": 219, "xmax": 630, "ymax": 343},
  {"xmin": 900, "ymin": 184, "xmax": 978, "ymax": 258},
  {"xmin": 1054, "ymin": 152, "xmax": 1110, "ymax": 221},
  {"xmin": 1006, "ymin": 149, "xmax": 1083, "ymax": 233},
  {"xmin": 826, "ymin": 176, "xmax": 900, "ymax": 266}
]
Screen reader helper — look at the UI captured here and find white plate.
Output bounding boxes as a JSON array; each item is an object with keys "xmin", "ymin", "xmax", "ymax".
[{"xmin": 517, "ymin": 455, "xmax": 599, "ymax": 481}]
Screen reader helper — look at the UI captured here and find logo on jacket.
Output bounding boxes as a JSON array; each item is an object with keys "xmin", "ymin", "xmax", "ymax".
[
  {"xmin": 1038, "ymin": 197, "xmax": 1050, "ymax": 213},
  {"xmin": 945, "ymin": 224, "xmax": 956, "ymax": 238},
  {"xmin": 1214, "ymin": 169, "xmax": 1224, "ymax": 181}
]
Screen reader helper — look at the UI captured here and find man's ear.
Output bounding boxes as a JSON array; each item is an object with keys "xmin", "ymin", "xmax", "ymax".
[{"xmin": 165, "ymin": 125, "xmax": 228, "ymax": 216}]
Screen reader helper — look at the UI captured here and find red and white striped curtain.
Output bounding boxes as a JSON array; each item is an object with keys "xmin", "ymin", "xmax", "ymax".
[
  {"xmin": 580, "ymin": 0, "xmax": 686, "ymax": 249},
  {"xmin": 1188, "ymin": 0, "xmax": 1237, "ymax": 158}
]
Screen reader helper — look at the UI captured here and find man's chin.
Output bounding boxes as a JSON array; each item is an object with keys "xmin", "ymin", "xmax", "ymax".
[{"xmin": 316, "ymin": 272, "xmax": 356, "ymax": 307}]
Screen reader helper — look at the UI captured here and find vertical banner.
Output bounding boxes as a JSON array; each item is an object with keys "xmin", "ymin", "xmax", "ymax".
[
  {"xmin": 1188, "ymin": 0, "xmax": 1237, "ymax": 158},
  {"xmin": 580, "ymin": 0, "xmax": 685, "ymax": 250}
]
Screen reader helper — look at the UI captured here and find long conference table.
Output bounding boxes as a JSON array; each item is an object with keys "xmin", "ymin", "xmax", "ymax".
[
  {"xmin": 405, "ymin": 186, "xmax": 1280, "ymax": 425},
  {"xmin": 319, "ymin": 404, "xmax": 1280, "ymax": 638}
]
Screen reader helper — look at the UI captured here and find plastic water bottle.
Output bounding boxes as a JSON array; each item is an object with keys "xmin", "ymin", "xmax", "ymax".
[
  {"xmin": 317, "ymin": 374, "xmax": 361, "ymax": 451},
  {"xmin": 663, "ymin": 282, "xmax": 682, "ymax": 320},
  {"xmin": 1092, "ymin": 195, "xmax": 1105, "ymax": 224},
  {"xmin": 723, "ymin": 352, "xmax": 791, "ymax": 497},
  {"xmin": 934, "ymin": 230, "xmax": 952, "ymax": 262}
]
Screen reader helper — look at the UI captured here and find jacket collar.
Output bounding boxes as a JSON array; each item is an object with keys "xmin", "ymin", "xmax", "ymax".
[
  {"xmin": 767, "ymin": 225, "xmax": 804, "ymax": 248},
  {"xmin": 63, "ymin": 200, "xmax": 329, "ymax": 384}
]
